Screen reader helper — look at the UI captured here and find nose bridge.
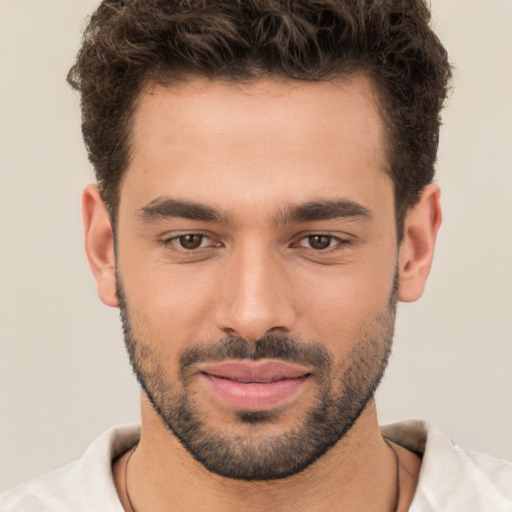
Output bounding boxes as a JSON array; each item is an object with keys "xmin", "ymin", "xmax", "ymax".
[{"xmin": 214, "ymin": 239, "xmax": 296, "ymax": 341}]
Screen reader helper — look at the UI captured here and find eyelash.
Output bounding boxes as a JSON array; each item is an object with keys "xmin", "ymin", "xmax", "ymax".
[
  {"xmin": 294, "ymin": 234, "xmax": 351, "ymax": 252},
  {"xmin": 160, "ymin": 233, "xmax": 219, "ymax": 253},
  {"xmin": 160, "ymin": 232, "xmax": 351, "ymax": 254}
]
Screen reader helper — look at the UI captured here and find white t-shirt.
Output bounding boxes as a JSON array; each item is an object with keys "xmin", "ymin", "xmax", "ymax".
[{"xmin": 1, "ymin": 420, "xmax": 511, "ymax": 511}]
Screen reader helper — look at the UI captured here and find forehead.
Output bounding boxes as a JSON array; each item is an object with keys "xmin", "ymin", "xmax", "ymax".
[
  {"xmin": 122, "ymin": 74, "xmax": 391, "ymax": 215},
  {"xmin": 131, "ymin": 74, "xmax": 384, "ymax": 154}
]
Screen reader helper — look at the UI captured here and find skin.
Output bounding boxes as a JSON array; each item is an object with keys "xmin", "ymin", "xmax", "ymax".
[{"xmin": 83, "ymin": 74, "xmax": 440, "ymax": 511}]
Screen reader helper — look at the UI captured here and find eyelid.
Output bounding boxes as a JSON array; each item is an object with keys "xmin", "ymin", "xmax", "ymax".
[
  {"xmin": 293, "ymin": 232, "xmax": 353, "ymax": 251},
  {"xmin": 159, "ymin": 231, "xmax": 222, "ymax": 252}
]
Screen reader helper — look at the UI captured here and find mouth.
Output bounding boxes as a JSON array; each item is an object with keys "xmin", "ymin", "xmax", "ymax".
[{"xmin": 198, "ymin": 360, "xmax": 312, "ymax": 411}]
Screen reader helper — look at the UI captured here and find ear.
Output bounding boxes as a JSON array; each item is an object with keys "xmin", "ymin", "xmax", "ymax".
[
  {"xmin": 82, "ymin": 184, "xmax": 118, "ymax": 307},
  {"xmin": 397, "ymin": 183, "xmax": 442, "ymax": 303}
]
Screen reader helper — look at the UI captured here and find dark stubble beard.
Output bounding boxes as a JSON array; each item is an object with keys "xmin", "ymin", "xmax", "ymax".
[{"xmin": 117, "ymin": 277, "xmax": 397, "ymax": 481}]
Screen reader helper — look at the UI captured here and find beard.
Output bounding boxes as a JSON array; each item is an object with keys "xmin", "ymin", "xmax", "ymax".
[{"xmin": 117, "ymin": 278, "xmax": 396, "ymax": 481}]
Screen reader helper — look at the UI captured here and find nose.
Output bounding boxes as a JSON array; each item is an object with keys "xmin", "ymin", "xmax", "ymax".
[{"xmin": 214, "ymin": 245, "xmax": 296, "ymax": 341}]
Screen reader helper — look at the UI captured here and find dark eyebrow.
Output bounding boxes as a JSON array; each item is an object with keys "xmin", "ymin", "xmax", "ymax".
[
  {"xmin": 276, "ymin": 199, "xmax": 371, "ymax": 225},
  {"xmin": 138, "ymin": 197, "xmax": 229, "ymax": 223}
]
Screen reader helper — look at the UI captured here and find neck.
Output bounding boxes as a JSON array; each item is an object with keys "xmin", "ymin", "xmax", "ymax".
[{"xmin": 113, "ymin": 395, "xmax": 419, "ymax": 512}]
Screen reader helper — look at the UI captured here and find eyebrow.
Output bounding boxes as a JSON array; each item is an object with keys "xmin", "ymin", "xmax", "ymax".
[
  {"xmin": 138, "ymin": 197, "xmax": 230, "ymax": 223},
  {"xmin": 137, "ymin": 197, "xmax": 371, "ymax": 225},
  {"xmin": 275, "ymin": 199, "xmax": 371, "ymax": 225}
]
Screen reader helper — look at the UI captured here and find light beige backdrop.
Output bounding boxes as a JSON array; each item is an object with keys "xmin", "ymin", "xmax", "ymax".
[{"xmin": 1, "ymin": 0, "xmax": 511, "ymax": 492}]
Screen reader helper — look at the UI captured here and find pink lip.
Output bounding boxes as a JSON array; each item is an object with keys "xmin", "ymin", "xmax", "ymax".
[{"xmin": 199, "ymin": 360, "xmax": 311, "ymax": 411}]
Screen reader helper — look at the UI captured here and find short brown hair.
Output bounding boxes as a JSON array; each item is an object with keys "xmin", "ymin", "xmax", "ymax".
[{"xmin": 68, "ymin": 0, "xmax": 451, "ymax": 232}]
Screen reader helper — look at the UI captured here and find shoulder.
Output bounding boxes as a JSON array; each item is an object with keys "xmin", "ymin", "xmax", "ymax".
[
  {"xmin": 0, "ymin": 424, "xmax": 140, "ymax": 512},
  {"xmin": 382, "ymin": 420, "xmax": 512, "ymax": 512}
]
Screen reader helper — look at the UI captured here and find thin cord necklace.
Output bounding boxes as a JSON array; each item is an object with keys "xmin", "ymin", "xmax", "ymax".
[
  {"xmin": 384, "ymin": 437, "xmax": 401, "ymax": 512},
  {"xmin": 123, "ymin": 441, "xmax": 401, "ymax": 512},
  {"xmin": 124, "ymin": 445, "xmax": 138, "ymax": 512}
]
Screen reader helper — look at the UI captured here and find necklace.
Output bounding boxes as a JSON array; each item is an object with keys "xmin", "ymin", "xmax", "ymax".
[
  {"xmin": 384, "ymin": 437, "xmax": 401, "ymax": 512},
  {"xmin": 123, "ymin": 445, "xmax": 138, "ymax": 512},
  {"xmin": 123, "ymin": 441, "xmax": 401, "ymax": 512}
]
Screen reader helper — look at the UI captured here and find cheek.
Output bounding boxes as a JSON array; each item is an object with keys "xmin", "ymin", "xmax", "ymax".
[
  {"xmin": 292, "ymin": 257, "xmax": 397, "ymax": 344},
  {"xmin": 119, "ymin": 253, "xmax": 220, "ymax": 353}
]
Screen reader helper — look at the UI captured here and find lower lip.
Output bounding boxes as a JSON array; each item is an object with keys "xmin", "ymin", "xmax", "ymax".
[{"xmin": 202, "ymin": 374, "xmax": 309, "ymax": 411}]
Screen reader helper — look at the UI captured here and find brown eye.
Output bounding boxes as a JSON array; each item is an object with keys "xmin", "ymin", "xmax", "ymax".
[
  {"xmin": 178, "ymin": 234, "xmax": 204, "ymax": 249},
  {"xmin": 307, "ymin": 235, "xmax": 332, "ymax": 250}
]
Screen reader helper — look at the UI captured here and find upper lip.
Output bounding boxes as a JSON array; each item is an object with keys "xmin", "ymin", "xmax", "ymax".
[{"xmin": 199, "ymin": 360, "xmax": 311, "ymax": 383}]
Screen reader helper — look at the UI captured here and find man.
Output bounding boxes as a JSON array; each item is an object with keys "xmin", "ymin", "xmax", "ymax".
[{"xmin": 1, "ymin": 0, "xmax": 511, "ymax": 510}]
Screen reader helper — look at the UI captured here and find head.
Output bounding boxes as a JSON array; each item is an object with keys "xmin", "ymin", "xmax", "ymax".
[{"xmin": 76, "ymin": 0, "xmax": 449, "ymax": 481}]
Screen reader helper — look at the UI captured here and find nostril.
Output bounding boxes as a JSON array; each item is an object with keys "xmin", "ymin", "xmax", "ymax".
[{"xmin": 221, "ymin": 327, "xmax": 239, "ymax": 337}]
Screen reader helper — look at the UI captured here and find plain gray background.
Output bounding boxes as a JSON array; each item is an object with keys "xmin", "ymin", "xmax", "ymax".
[{"xmin": 1, "ymin": 0, "xmax": 511, "ymax": 492}]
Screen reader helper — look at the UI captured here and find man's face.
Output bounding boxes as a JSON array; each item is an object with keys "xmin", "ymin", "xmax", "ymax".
[{"xmin": 115, "ymin": 75, "xmax": 399, "ymax": 480}]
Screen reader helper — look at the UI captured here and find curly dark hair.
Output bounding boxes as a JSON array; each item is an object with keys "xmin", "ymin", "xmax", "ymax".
[{"xmin": 68, "ymin": 0, "xmax": 451, "ymax": 233}]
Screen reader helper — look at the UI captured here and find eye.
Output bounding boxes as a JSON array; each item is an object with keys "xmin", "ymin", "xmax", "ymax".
[
  {"xmin": 297, "ymin": 234, "xmax": 347, "ymax": 251},
  {"xmin": 162, "ymin": 233, "xmax": 220, "ymax": 252}
]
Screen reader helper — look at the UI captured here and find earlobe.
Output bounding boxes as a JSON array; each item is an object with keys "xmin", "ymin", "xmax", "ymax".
[
  {"xmin": 82, "ymin": 185, "xmax": 118, "ymax": 307},
  {"xmin": 397, "ymin": 184, "xmax": 442, "ymax": 303}
]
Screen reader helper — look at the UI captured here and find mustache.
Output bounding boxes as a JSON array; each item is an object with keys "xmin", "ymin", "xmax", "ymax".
[{"xmin": 179, "ymin": 333, "xmax": 333, "ymax": 372}]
